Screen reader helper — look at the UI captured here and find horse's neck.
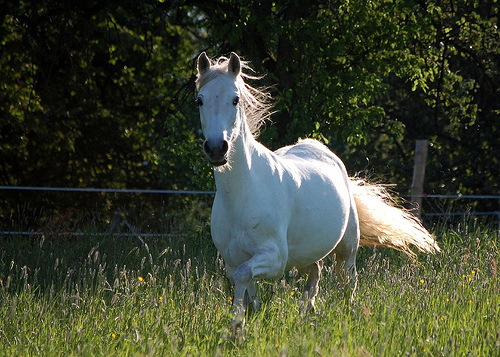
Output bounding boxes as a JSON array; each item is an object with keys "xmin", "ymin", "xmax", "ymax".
[{"xmin": 213, "ymin": 115, "xmax": 264, "ymax": 195}]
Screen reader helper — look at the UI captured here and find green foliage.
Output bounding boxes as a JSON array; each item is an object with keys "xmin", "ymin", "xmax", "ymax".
[
  {"xmin": 0, "ymin": 0, "xmax": 204, "ymax": 224},
  {"xmin": 0, "ymin": 223, "xmax": 498, "ymax": 355},
  {"xmin": 1, "ymin": 0, "xmax": 499, "ymax": 224}
]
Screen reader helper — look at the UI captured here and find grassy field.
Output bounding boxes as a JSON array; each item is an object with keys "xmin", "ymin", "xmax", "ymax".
[{"xmin": 1, "ymin": 221, "xmax": 499, "ymax": 356}]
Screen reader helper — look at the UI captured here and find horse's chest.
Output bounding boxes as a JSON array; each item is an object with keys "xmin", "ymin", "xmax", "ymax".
[
  {"xmin": 211, "ymin": 202, "xmax": 284, "ymax": 268},
  {"xmin": 211, "ymin": 225, "xmax": 254, "ymax": 268}
]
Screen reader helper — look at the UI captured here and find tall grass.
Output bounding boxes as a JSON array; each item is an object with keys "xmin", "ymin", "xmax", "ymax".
[{"xmin": 1, "ymin": 221, "xmax": 498, "ymax": 356}]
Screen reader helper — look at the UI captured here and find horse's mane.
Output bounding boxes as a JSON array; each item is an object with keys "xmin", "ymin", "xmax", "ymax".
[{"xmin": 196, "ymin": 55, "xmax": 274, "ymax": 137}]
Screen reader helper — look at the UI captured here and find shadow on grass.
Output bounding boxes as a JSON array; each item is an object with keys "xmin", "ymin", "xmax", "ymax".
[{"xmin": 0, "ymin": 222, "xmax": 223, "ymax": 299}]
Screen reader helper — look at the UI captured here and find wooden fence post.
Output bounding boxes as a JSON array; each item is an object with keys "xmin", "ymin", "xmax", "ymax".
[{"xmin": 411, "ymin": 139, "xmax": 428, "ymax": 218}]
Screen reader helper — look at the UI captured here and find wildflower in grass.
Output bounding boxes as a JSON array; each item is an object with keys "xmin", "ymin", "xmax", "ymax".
[
  {"xmin": 462, "ymin": 271, "xmax": 474, "ymax": 282},
  {"xmin": 290, "ymin": 291, "xmax": 294, "ymax": 296},
  {"xmin": 446, "ymin": 298, "xmax": 450, "ymax": 303},
  {"xmin": 138, "ymin": 276, "xmax": 144, "ymax": 282},
  {"xmin": 111, "ymin": 333, "xmax": 117, "ymax": 338},
  {"xmin": 420, "ymin": 279, "xmax": 425, "ymax": 284},
  {"xmin": 159, "ymin": 296, "xmax": 163, "ymax": 301}
]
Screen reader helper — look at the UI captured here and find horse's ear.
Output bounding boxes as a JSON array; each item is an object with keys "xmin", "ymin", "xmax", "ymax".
[
  {"xmin": 228, "ymin": 52, "xmax": 241, "ymax": 77},
  {"xmin": 197, "ymin": 52, "xmax": 211, "ymax": 74}
]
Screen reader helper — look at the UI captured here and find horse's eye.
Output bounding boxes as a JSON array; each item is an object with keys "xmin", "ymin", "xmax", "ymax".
[
  {"xmin": 195, "ymin": 97, "xmax": 203, "ymax": 107},
  {"xmin": 232, "ymin": 96, "xmax": 240, "ymax": 106}
]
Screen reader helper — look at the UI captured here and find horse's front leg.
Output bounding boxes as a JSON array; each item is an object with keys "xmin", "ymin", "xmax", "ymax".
[
  {"xmin": 230, "ymin": 243, "xmax": 285, "ymax": 332},
  {"xmin": 231, "ymin": 279, "xmax": 248, "ymax": 331},
  {"xmin": 230, "ymin": 279, "xmax": 259, "ymax": 334},
  {"xmin": 246, "ymin": 280, "xmax": 260, "ymax": 311},
  {"xmin": 299, "ymin": 260, "xmax": 324, "ymax": 312}
]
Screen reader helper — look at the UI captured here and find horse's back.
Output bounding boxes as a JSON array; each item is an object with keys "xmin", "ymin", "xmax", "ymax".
[{"xmin": 274, "ymin": 138, "xmax": 345, "ymax": 169}]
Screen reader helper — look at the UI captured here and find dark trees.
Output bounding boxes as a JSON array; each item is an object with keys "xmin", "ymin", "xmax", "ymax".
[{"xmin": 1, "ymin": 0, "xmax": 498, "ymax": 226}]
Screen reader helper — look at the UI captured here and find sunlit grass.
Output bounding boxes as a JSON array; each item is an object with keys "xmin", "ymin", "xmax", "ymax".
[{"xmin": 0, "ymin": 222, "xmax": 498, "ymax": 355}]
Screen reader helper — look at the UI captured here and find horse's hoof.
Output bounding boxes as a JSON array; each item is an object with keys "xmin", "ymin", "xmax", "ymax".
[
  {"xmin": 299, "ymin": 300, "xmax": 317, "ymax": 316},
  {"xmin": 231, "ymin": 319, "xmax": 245, "ymax": 336}
]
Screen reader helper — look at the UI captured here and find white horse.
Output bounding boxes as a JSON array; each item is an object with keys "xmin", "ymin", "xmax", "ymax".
[{"xmin": 195, "ymin": 52, "xmax": 440, "ymax": 330}]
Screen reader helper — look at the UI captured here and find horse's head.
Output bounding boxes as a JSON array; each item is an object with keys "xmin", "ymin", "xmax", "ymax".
[{"xmin": 196, "ymin": 52, "xmax": 242, "ymax": 167}]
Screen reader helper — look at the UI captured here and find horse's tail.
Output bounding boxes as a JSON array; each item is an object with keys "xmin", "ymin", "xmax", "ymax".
[{"xmin": 349, "ymin": 178, "xmax": 440, "ymax": 257}]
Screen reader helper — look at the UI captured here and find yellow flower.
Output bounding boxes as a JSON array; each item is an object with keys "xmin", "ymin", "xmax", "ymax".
[
  {"xmin": 159, "ymin": 296, "xmax": 163, "ymax": 301},
  {"xmin": 471, "ymin": 270, "xmax": 476, "ymax": 275},
  {"xmin": 446, "ymin": 298, "xmax": 450, "ymax": 303},
  {"xmin": 138, "ymin": 276, "xmax": 144, "ymax": 282},
  {"xmin": 420, "ymin": 279, "xmax": 425, "ymax": 284},
  {"xmin": 111, "ymin": 333, "xmax": 117, "ymax": 338},
  {"xmin": 290, "ymin": 291, "xmax": 294, "ymax": 296}
]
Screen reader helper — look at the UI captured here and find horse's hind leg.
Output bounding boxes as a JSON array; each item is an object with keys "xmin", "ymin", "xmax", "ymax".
[
  {"xmin": 332, "ymin": 248, "xmax": 357, "ymax": 303},
  {"xmin": 331, "ymin": 205, "xmax": 359, "ymax": 302},
  {"xmin": 299, "ymin": 260, "xmax": 324, "ymax": 311}
]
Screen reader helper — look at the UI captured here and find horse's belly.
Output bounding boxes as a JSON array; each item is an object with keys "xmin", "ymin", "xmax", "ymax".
[{"xmin": 285, "ymin": 181, "xmax": 350, "ymax": 270}]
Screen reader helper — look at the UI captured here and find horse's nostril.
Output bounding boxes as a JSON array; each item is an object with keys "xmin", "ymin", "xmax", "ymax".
[
  {"xmin": 221, "ymin": 140, "xmax": 229, "ymax": 155},
  {"xmin": 203, "ymin": 140, "xmax": 211, "ymax": 154}
]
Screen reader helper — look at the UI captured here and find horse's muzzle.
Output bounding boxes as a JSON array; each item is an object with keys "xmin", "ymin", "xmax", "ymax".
[{"xmin": 204, "ymin": 139, "xmax": 229, "ymax": 166}]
